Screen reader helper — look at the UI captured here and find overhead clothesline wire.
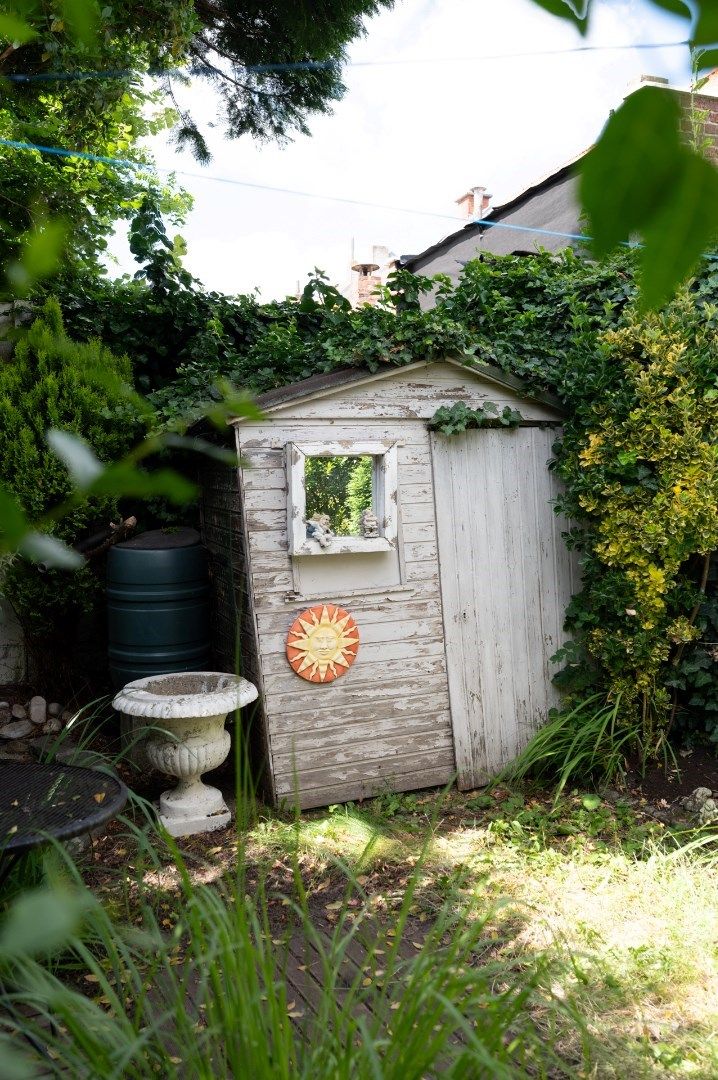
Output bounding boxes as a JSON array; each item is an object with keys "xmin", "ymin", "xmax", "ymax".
[
  {"xmin": 2, "ymin": 135, "xmax": 594, "ymax": 235},
  {"xmin": 1, "ymin": 38, "xmax": 691, "ymax": 82},
  {"xmin": 2, "ymin": 134, "xmax": 716, "ymax": 261},
  {"xmin": 0, "ymin": 135, "xmax": 473, "ymax": 222}
]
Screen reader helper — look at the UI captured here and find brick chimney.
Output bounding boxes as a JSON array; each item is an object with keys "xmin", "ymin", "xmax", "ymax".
[
  {"xmin": 353, "ymin": 261, "xmax": 381, "ymax": 305},
  {"xmin": 347, "ymin": 243, "xmax": 396, "ymax": 307},
  {"xmin": 456, "ymin": 185, "xmax": 492, "ymax": 220}
]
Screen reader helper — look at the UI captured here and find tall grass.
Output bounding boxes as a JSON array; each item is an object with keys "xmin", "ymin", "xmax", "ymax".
[
  {"xmin": 0, "ymin": 684, "xmax": 592, "ymax": 1076},
  {"xmin": 498, "ymin": 694, "xmax": 641, "ymax": 797},
  {"xmin": 0, "ymin": 818, "xmax": 588, "ymax": 1078}
]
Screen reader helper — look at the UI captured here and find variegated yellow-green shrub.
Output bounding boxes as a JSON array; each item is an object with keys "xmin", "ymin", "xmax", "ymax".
[{"xmin": 555, "ymin": 298, "xmax": 718, "ymax": 751}]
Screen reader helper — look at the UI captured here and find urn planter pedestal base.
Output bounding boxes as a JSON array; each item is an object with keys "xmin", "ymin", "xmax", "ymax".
[{"xmin": 113, "ymin": 672, "xmax": 258, "ymax": 838}]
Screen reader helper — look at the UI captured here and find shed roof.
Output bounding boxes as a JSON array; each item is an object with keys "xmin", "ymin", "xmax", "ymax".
[{"xmin": 230, "ymin": 356, "xmax": 563, "ymax": 424}]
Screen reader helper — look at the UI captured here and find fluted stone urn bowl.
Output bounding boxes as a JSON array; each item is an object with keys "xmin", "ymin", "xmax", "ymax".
[{"xmin": 113, "ymin": 672, "xmax": 258, "ymax": 837}]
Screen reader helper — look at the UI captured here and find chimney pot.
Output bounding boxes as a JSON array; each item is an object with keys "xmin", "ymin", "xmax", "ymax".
[{"xmin": 456, "ymin": 185, "xmax": 491, "ymax": 220}]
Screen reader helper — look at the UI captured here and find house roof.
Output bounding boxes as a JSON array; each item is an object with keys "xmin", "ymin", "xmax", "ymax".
[
  {"xmin": 401, "ymin": 151, "xmax": 588, "ymax": 271},
  {"xmin": 230, "ymin": 356, "xmax": 564, "ymax": 423}
]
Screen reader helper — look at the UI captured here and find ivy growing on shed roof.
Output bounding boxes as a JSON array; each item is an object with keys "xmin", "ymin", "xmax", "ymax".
[{"xmin": 49, "ymin": 234, "xmax": 718, "ymax": 758}]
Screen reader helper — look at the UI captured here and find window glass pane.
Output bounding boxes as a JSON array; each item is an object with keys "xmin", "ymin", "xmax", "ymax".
[{"xmin": 304, "ymin": 455, "xmax": 375, "ymax": 537}]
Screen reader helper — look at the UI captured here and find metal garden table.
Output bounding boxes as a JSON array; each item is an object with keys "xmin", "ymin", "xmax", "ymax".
[{"xmin": 0, "ymin": 760, "xmax": 128, "ymax": 870}]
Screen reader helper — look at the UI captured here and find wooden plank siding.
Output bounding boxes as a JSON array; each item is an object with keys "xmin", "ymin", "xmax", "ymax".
[
  {"xmin": 431, "ymin": 427, "xmax": 579, "ymax": 788},
  {"xmin": 234, "ymin": 404, "xmax": 456, "ymax": 809},
  {"xmin": 223, "ymin": 358, "xmax": 568, "ymax": 810},
  {"xmin": 198, "ymin": 460, "xmax": 275, "ymax": 803}
]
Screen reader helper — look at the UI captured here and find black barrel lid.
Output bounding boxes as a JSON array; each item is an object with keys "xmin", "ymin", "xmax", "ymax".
[{"xmin": 116, "ymin": 528, "xmax": 201, "ymax": 551}]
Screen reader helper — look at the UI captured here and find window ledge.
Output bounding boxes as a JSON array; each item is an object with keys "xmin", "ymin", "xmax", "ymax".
[{"xmin": 292, "ymin": 536, "xmax": 395, "ymax": 556}]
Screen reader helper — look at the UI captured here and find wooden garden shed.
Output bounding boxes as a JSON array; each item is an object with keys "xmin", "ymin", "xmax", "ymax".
[{"xmin": 198, "ymin": 358, "xmax": 579, "ymax": 809}]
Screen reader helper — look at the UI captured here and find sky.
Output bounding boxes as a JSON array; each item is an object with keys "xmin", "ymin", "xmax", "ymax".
[{"xmin": 108, "ymin": 0, "xmax": 693, "ymax": 300}]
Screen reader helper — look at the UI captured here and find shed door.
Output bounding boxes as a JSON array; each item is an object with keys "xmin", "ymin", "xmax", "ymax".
[{"xmin": 430, "ymin": 427, "xmax": 576, "ymax": 789}]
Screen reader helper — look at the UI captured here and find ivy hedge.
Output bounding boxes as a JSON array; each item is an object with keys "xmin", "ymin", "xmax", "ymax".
[{"xmin": 45, "ymin": 219, "xmax": 718, "ymax": 756}]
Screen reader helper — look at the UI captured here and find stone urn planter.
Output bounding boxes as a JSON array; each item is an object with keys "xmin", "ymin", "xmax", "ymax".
[{"xmin": 113, "ymin": 672, "xmax": 258, "ymax": 837}]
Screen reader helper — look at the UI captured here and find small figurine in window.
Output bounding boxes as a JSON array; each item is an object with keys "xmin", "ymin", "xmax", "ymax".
[
  {"xmin": 306, "ymin": 513, "xmax": 334, "ymax": 548},
  {"xmin": 359, "ymin": 508, "xmax": 380, "ymax": 538}
]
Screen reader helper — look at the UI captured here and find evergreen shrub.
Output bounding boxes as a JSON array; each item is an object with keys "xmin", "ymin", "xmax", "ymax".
[{"xmin": 0, "ymin": 299, "xmax": 141, "ymax": 686}]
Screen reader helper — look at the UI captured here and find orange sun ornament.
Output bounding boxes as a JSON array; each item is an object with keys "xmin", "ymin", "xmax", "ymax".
[{"xmin": 286, "ymin": 604, "xmax": 359, "ymax": 683}]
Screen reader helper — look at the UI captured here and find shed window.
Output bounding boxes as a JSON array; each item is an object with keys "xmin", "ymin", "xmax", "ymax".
[{"xmin": 287, "ymin": 441, "xmax": 398, "ymax": 556}]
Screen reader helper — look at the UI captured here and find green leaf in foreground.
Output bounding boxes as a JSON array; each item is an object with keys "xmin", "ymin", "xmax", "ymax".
[
  {"xmin": 646, "ymin": 0, "xmax": 692, "ymax": 20},
  {"xmin": 0, "ymin": 887, "xmax": 90, "ymax": 958},
  {"xmin": 581, "ymin": 85, "xmax": 718, "ymax": 308},
  {"xmin": 641, "ymin": 151, "xmax": 718, "ymax": 309},
  {"xmin": 0, "ymin": 13, "xmax": 36, "ymax": 44},
  {"xmin": 0, "ymin": 486, "xmax": 29, "ymax": 549},
  {"xmin": 529, "ymin": 0, "xmax": 589, "ymax": 34},
  {"xmin": 580, "ymin": 87, "xmax": 683, "ymax": 257},
  {"xmin": 60, "ymin": 0, "xmax": 99, "ymax": 47},
  {"xmin": 693, "ymin": 4, "xmax": 718, "ymax": 49},
  {"xmin": 47, "ymin": 429, "xmax": 104, "ymax": 490},
  {"xmin": 6, "ymin": 219, "xmax": 67, "ymax": 296},
  {"xmin": 89, "ymin": 463, "xmax": 197, "ymax": 504},
  {"xmin": 18, "ymin": 532, "xmax": 83, "ymax": 569}
]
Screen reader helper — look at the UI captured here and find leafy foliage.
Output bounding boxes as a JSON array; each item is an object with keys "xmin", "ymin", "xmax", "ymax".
[
  {"xmin": 498, "ymin": 694, "xmax": 643, "ymax": 796},
  {"xmin": 184, "ymin": 0, "xmax": 396, "ymax": 144},
  {"xmin": 430, "ymin": 400, "xmax": 523, "ymax": 435},
  {"xmin": 1, "ymin": 0, "xmax": 393, "ymax": 283},
  {"xmin": 0, "ymin": 4, "xmax": 188, "ymax": 277},
  {"xmin": 552, "ymin": 300, "xmax": 718, "ymax": 750},
  {"xmin": 52, "ymin": 222, "xmax": 477, "ymax": 405},
  {"xmin": 0, "ymin": 299, "xmax": 142, "ymax": 679},
  {"xmin": 1, "ymin": 0, "xmax": 395, "ymax": 154},
  {"xmin": 666, "ymin": 591, "xmax": 718, "ymax": 744}
]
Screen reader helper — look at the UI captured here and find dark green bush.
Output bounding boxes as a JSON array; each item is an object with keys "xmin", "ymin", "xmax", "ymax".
[{"xmin": 0, "ymin": 299, "xmax": 142, "ymax": 687}]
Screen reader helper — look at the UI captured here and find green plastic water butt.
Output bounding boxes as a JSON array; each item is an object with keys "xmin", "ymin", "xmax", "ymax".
[{"xmin": 107, "ymin": 528, "xmax": 211, "ymax": 688}]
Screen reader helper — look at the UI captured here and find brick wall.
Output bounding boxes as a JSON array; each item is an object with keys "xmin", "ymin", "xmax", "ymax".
[{"xmin": 679, "ymin": 87, "xmax": 718, "ymax": 161}]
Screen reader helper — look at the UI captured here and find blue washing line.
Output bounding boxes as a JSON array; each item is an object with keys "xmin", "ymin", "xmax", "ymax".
[
  {"xmin": 2, "ymin": 135, "xmax": 717, "ymax": 261},
  {"xmin": 0, "ymin": 137, "xmax": 144, "ymax": 169},
  {"xmin": 472, "ymin": 219, "xmax": 592, "ymax": 243}
]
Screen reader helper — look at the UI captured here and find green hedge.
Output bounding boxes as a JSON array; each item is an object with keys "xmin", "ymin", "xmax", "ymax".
[{"xmin": 0, "ymin": 299, "xmax": 141, "ymax": 686}]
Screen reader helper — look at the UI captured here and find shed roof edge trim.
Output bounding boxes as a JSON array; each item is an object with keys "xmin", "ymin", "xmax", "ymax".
[{"xmin": 229, "ymin": 357, "xmax": 564, "ymax": 424}]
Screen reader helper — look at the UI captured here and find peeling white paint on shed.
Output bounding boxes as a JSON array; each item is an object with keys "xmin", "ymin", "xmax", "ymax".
[{"xmin": 199, "ymin": 357, "xmax": 578, "ymax": 810}]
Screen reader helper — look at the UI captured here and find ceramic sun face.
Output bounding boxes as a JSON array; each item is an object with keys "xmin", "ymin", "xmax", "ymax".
[{"xmin": 286, "ymin": 604, "xmax": 359, "ymax": 683}]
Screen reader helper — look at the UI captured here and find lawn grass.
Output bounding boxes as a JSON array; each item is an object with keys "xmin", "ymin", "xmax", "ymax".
[
  {"xmin": 238, "ymin": 787, "xmax": 718, "ymax": 1078},
  {"xmin": 4, "ymin": 783, "xmax": 718, "ymax": 1077}
]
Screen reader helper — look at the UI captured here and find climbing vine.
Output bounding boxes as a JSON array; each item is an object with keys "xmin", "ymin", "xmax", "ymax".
[
  {"xmin": 429, "ymin": 401, "xmax": 523, "ymax": 435},
  {"xmin": 553, "ymin": 301, "xmax": 718, "ymax": 750},
  {"xmin": 47, "ymin": 232, "xmax": 718, "ymax": 755}
]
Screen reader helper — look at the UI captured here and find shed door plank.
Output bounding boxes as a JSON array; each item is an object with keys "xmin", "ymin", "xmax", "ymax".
[
  {"xmin": 432, "ymin": 428, "xmax": 574, "ymax": 789},
  {"xmin": 431, "ymin": 435, "xmax": 483, "ymax": 786}
]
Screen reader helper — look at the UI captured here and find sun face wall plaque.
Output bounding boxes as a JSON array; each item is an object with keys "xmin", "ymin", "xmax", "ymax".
[{"xmin": 286, "ymin": 604, "xmax": 359, "ymax": 683}]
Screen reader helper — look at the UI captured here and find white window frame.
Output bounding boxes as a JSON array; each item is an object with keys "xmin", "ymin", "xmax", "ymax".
[{"xmin": 287, "ymin": 441, "xmax": 398, "ymax": 556}]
